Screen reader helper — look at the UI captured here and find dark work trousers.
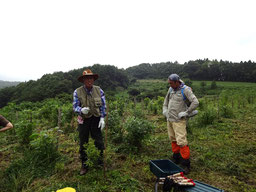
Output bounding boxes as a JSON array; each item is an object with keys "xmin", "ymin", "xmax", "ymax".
[{"xmin": 78, "ymin": 116, "xmax": 104, "ymax": 165}]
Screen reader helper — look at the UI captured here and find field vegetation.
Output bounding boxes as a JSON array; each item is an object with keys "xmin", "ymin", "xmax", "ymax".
[{"xmin": 0, "ymin": 80, "xmax": 256, "ymax": 192}]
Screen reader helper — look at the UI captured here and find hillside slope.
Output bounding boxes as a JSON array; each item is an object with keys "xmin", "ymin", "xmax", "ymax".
[{"xmin": 0, "ymin": 80, "xmax": 255, "ymax": 192}]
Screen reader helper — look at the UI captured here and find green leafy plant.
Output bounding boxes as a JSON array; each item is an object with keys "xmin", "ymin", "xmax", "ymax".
[
  {"xmin": 2, "ymin": 131, "xmax": 60, "ymax": 192},
  {"xmin": 15, "ymin": 120, "xmax": 35, "ymax": 145},
  {"xmin": 220, "ymin": 90, "xmax": 229, "ymax": 106},
  {"xmin": 108, "ymin": 109, "xmax": 123, "ymax": 144},
  {"xmin": 210, "ymin": 80, "xmax": 217, "ymax": 89},
  {"xmin": 132, "ymin": 104, "xmax": 145, "ymax": 118},
  {"xmin": 219, "ymin": 105, "xmax": 234, "ymax": 118},
  {"xmin": 39, "ymin": 101, "xmax": 59, "ymax": 125},
  {"xmin": 147, "ymin": 100, "xmax": 158, "ymax": 115},
  {"xmin": 143, "ymin": 97, "xmax": 151, "ymax": 108},
  {"xmin": 200, "ymin": 81, "xmax": 207, "ymax": 93},
  {"xmin": 184, "ymin": 78, "xmax": 193, "ymax": 87},
  {"xmin": 84, "ymin": 140, "xmax": 101, "ymax": 168},
  {"xmin": 29, "ymin": 131, "xmax": 61, "ymax": 176},
  {"xmin": 123, "ymin": 116, "xmax": 155, "ymax": 153},
  {"xmin": 197, "ymin": 107, "xmax": 217, "ymax": 126},
  {"xmin": 156, "ymin": 96, "xmax": 164, "ymax": 114}
]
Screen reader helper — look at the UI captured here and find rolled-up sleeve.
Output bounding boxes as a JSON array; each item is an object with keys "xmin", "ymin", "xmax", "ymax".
[{"xmin": 73, "ymin": 90, "xmax": 82, "ymax": 115}]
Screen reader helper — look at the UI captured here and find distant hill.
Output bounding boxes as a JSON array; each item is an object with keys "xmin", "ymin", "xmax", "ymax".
[
  {"xmin": 0, "ymin": 64, "xmax": 129, "ymax": 107},
  {"xmin": 1, "ymin": 59, "xmax": 256, "ymax": 108},
  {"xmin": 0, "ymin": 80, "xmax": 20, "ymax": 89},
  {"xmin": 126, "ymin": 59, "xmax": 256, "ymax": 82}
]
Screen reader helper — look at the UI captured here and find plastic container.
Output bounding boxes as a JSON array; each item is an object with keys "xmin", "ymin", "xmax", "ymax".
[
  {"xmin": 186, "ymin": 181, "xmax": 225, "ymax": 192},
  {"xmin": 150, "ymin": 159, "xmax": 184, "ymax": 178},
  {"xmin": 150, "ymin": 159, "xmax": 225, "ymax": 192}
]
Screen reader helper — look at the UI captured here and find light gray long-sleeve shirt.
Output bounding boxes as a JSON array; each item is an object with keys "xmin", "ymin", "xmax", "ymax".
[{"xmin": 163, "ymin": 85, "xmax": 199, "ymax": 122}]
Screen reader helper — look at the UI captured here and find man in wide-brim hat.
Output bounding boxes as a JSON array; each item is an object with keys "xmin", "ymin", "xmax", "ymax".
[
  {"xmin": 77, "ymin": 69, "xmax": 99, "ymax": 82},
  {"xmin": 73, "ymin": 69, "xmax": 106, "ymax": 175}
]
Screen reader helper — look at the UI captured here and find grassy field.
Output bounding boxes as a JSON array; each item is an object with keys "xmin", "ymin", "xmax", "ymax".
[{"xmin": 0, "ymin": 80, "xmax": 256, "ymax": 192}]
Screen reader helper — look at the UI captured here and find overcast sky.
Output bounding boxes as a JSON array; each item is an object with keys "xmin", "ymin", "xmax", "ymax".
[{"xmin": 1, "ymin": 0, "xmax": 256, "ymax": 81}]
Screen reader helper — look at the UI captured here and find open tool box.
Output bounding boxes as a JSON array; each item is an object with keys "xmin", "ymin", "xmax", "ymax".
[{"xmin": 150, "ymin": 159, "xmax": 224, "ymax": 192}]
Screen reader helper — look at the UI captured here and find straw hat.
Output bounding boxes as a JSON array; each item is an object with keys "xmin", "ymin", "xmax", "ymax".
[{"xmin": 78, "ymin": 69, "xmax": 99, "ymax": 83}]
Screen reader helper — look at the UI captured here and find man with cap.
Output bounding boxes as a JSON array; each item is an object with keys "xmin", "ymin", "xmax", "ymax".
[
  {"xmin": 163, "ymin": 74, "xmax": 199, "ymax": 174},
  {"xmin": 73, "ymin": 69, "xmax": 106, "ymax": 175}
]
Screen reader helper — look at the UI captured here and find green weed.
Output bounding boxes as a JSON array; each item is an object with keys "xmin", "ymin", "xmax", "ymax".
[
  {"xmin": 84, "ymin": 140, "xmax": 101, "ymax": 169},
  {"xmin": 122, "ymin": 116, "xmax": 155, "ymax": 153}
]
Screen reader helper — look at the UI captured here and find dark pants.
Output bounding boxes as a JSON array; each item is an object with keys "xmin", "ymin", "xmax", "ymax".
[{"xmin": 78, "ymin": 116, "xmax": 104, "ymax": 164}]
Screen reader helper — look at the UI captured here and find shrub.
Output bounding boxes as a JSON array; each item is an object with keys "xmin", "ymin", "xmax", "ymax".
[
  {"xmin": 2, "ymin": 132, "xmax": 60, "ymax": 192},
  {"xmin": 210, "ymin": 80, "xmax": 217, "ymax": 89},
  {"xmin": 39, "ymin": 102, "xmax": 59, "ymax": 125},
  {"xmin": 184, "ymin": 79, "xmax": 193, "ymax": 87},
  {"xmin": 84, "ymin": 140, "xmax": 101, "ymax": 168},
  {"xmin": 198, "ymin": 98, "xmax": 206, "ymax": 110},
  {"xmin": 2, "ymin": 159, "xmax": 32, "ymax": 192},
  {"xmin": 61, "ymin": 104, "xmax": 74, "ymax": 133},
  {"xmin": 219, "ymin": 105, "xmax": 234, "ymax": 118},
  {"xmin": 147, "ymin": 100, "xmax": 158, "ymax": 115},
  {"xmin": 197, "ymin": 107, "xmax": 217, "ymax": 126},
  {"xmin": 108, "ymin": 109, "xmax": 123, "ymax": 144},
  {"xmin": 220, "ymin": 90, "xmax": 229, "ymax": 106},
  {"xmin": 29, "ymin": 132, "xmax": 60, "ymax": 176},
  {"xmin": 143, "ymin": 97, "xmax": 151, "ymax": 108},
  {"xmin": 61, "ymin": 104, "xmax": 73, "ymax": 124},
  {"xmin": 15, "ymin": 120, "xmax": 35, "ymax": 145},
  {"xmin": 156, "ymin": 96, "xmax": 164, "ymax": 114},
  {"xmin": 128, "ymin": 88, "xmax": 140, "ymax": 97},
  {"xmin": 109, "ymin": 98, "xmax": 126, "ymax": 116},
  {"xmin": 132, "ymin": 104, "xmax": 145, "ymax": 118},
  {"xmin": 123, "ymin": 117, "xmax": 155, "ymax": 153},
  {"xmin": 200, "ymin": 81, "xmax": 207, "ymax": 95}
]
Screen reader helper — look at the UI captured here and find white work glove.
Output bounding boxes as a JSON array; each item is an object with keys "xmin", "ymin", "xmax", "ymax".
[
  {"xmin": 188, "ymin": 110, "xmax": 198, "ymax": 117},
  {"xmin": 163, "ymin": 108, "xmax": 168, "ymax": 117},
  {"xmin": 178, "ymin": 111, "xmax": 188, "ymax": 119},
  {"xmin": 98, "ymin": 117, "xmax": 105, "ymax": 131},
  {"xmin": 81, "ymin": 107, "xmax": 90, "ymax": 115}
]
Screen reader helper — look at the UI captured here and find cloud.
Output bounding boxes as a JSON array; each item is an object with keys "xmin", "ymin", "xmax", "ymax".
[{"xmin": 0, "ymin": 0, "xmax": 256, "ymax": 81}]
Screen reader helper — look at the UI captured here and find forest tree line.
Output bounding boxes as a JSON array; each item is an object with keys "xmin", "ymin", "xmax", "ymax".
[
  {"xmin": 0, "ymin": 59, "xmax": 256, "ymax": 107},
  {"xmin": 0, "ymin": 65, "xmax": 129, "ymax": 107},
  {"xmin": 126, "ymin": 59, "xmax": 256, "ymax": 82}
]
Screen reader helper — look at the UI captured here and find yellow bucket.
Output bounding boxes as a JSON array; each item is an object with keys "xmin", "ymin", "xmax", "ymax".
[{"xmin": 56, "ymin": 187, "xmax": 76, "ymax": 192}]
